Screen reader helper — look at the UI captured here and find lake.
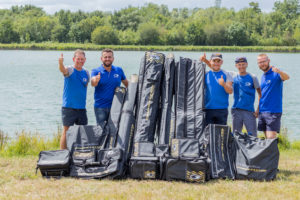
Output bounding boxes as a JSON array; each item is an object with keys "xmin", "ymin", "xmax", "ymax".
[{"xmin": 0, "ymin": 50, "xmax": 299, "ymax": 140}]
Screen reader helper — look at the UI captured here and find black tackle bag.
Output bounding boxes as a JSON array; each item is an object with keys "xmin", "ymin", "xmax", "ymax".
[
  {"xmin": 201, "ymin": 124, "xmax": 236, "ymax": 179},
  {"xmin": 37, "ymin": 149, "xmax": 70, "ymax": 178},
  {"xmin": 234, "ymin": 131, "xmax": 279, "ymax": 181}
]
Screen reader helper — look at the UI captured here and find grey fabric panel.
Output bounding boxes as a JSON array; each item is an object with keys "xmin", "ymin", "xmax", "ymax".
[
  {"xmin": 107, "ymin": 87, "xmax": 126, "ymax": 148},
  {"xmin": 171, "ymin": 138, "xmax": 200, "ymax": 158},
  {"xmin": 66, "ymin": 125, "xmax": 108, "ymax": 153},
  {"xmin": 133, "ymin": 142, "xmax": 155, "ymax": 157},
  {"xmin": 134, "ymin": 52, "xmax": 164, "ymax": 143},
  {"xmin": 194, "ymin": 61, "xmax": 206, "ymax": 139},
  {"xmin": 158, "ymin": 54, "xmax": 175, "ymax": 145},
  {"xmin": 175, "ymin": 58, "xmax": 206, "ymax": 139},
  {"xmin": 186, "ymin": 58, "xmax": 195, "ymax": 138},
  {"xmin": 234, "ymin": 131, "xmax": 279, "ymax": 181},
  {"xmin": 175, "ymin": 57, "xmax": 187, "ymax": 138}
]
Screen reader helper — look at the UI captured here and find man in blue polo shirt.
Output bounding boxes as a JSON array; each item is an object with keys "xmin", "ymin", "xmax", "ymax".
[
  {"xmin": 200, "ymin": 53, "xmax": 233, "ymax": 126},
  {"xmin": 91, "ymin": 49, "xmax": 128, "ymax": 127},
  {"xmin": 59, "ymin": 49, "xmax": 90, "ymax": 149},
  {"xmin": 257, "ymin": 53, "xmax": 289, "ymax": 139},
  {"xmin": 231, "ymin": 57, "xmax": 261, "ymax": 136}
]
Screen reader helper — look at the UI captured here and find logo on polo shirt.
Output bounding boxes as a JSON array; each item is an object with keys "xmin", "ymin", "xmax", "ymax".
[
  {"xmin": 83, "ymin": 78, "xmax": 87, "ymax": 82},
  {"xmin": 245, "ymin": 82, "xmax": 251, "ymax": 87},
  {"xmin": 114, "ymin": 74, "xmax": 119, "ymax": 78},
  {"xmin": 266, "ymin": 80, "xmax": 271, "ymax": 84}
]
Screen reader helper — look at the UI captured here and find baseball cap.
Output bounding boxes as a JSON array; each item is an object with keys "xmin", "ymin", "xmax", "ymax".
[
  {"xmin": 235, "ymin": 57, "xmax": 247, "ymax": 63},
  {"xmin": 211, "ymin": 53, "xmax": 223, "ymax": 60}
]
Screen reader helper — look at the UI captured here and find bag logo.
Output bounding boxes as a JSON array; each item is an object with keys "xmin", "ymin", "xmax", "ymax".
[
  {"xmin": 144, "ymin": 171, "xmax": 156, "ymax": 179},
  {"xmin": 186, "ymin": 171, "xmax": 205, "ymax": 183}
]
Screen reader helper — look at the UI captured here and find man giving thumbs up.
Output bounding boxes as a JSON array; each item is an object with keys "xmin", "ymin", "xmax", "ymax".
[
  {"xmin": 200, "ymin": 53, "xmax": 233, "ymax": 126},
  {"xmin": 59, "ymin": 49, "xmax": 90, "ymax": 149}
]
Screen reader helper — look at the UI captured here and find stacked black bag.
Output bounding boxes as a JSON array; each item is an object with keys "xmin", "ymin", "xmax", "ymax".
[
  {"xmin": 129, "ymin": 52, "xmax": 165, "ymax": 179},
  {"xmin": 129, "ymin": 52, "xmax": 209, "ymax": 183},
  {"xmin": 164, "ymin": 57, "xmax": 208, "ymax": 183}
]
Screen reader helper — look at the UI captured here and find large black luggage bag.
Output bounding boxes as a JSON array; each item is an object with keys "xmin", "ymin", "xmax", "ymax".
[
  {"xmin": 201, "ymin": 124, "xmax": 235, "ymax": 179},
  {"xmin": 37, "ymin": 149, "xmax": 70, "ymax": 178},
  {"xmin": 234, "ymin": 131, "xmax": 279, "ymax": 181}
]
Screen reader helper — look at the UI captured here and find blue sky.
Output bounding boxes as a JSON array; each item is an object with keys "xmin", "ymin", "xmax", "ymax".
[{"xmin": 0, "ymin": 0, "xmax": 282, "ymax": 14}]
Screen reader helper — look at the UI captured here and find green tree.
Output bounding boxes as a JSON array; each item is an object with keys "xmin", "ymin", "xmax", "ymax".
[
  {"xmin": 0, "ymin": 18, "xmax": 19, "ymax": 43},
  {"xmin": 91, "ymin": 26, "xmax": 119, "ymax": 44},
  {"xmin": 186, "ymin": 22, "xmax": 206, "ymax": 45},
  {"xmin": 138, "ymin": 23, "xmax": 160, "ymax": 45},
  {"xmin": 111, "ymin": 7, "xmax": 141, "ymax": 31},
  {"xmin": 226, "ymin": 22, "xmax": 250, "ymax": 45}
]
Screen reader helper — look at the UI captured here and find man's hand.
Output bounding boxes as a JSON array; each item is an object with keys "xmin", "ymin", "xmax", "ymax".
[
  {"xmin": 200, "ymin": 53, "xmax": 206, "ymax": 62},
  {"xmin": 92, "ymin": 72, "xmax": 101, "ymax": 87},
  {"xmin": 254, "ymin": 109, "xmax": 259, "ymax": 118},
  {"xmin": 59, "ymin": 53, "xmax": 68, "ymax": 75},
  {"xmin": 95, "ymin": 72, "xmax": 101, "ymax": 83},
  {"xmin": 272, "ymin": 67, "xmax": 281, "ymax": 73},
  {"xmin": 218, "ymin": 75, "xmax": 225, "ymax": 86},
  {"xmin": 59, "ymin": 53, "xmax": 64, "ymax": 66}
]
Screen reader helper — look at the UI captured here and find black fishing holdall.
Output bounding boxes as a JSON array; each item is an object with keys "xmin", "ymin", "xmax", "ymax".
[
  {"xmin": 36, "ymin": 149, "xmax": 70, "ymax": 178},
  {"xmin": 200, "ymin": 124, "xmax": 236, "ymax": 179},
  {"xmin": 233, "ymin": 131, "xmax": 279, "ymax": 181}
]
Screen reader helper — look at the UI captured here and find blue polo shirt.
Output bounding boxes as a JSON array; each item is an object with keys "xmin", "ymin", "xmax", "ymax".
[
  {"xmin": 259, "ymin": 67, "xmax": 283, "ymax": 113},
  {"xmin": 205, "ymin": 69, "xmax": 233, "ymax": 109},
  {"xmin": 62, "ymin": 66, "xmax": 90, "ymax": 109},
  {"xmin": 91, "ymin": 65, "xmax": 126, "ymax": 108},
  {"xmin": 232, "ymin": 72, "xmax": 260, "ymax": 112}
]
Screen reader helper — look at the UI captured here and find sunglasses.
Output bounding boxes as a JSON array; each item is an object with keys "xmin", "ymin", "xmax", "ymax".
[{"xmin": 212, "ymin": 59, "xmax": 222, "ymax": 63}]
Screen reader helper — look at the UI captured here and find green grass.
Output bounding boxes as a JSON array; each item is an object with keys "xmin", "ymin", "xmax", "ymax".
[
  {"xmin": 0, "ymin": 150, "xmax": 299, "ymax": 199},
  {"xmin": 0, "ymin": 129, "xmax": 300, "ymax": 199},
  {"xmin": 1, "ymin": 42, "xmax": 300, "ymax": 52}
]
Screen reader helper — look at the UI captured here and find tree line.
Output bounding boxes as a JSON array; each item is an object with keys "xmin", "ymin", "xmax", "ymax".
[{"xmin": 0, "ymin": 0, "xmax": 299, "ymax": 46}]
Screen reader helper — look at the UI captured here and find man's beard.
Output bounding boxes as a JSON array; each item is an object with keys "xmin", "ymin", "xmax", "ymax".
[{"xmin": 103, "ymin": 61, "xmax": 112, "ymax": 68}]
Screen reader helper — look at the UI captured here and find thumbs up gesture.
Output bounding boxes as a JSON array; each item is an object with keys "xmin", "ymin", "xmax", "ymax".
[
  {"xmin": 218, "ymin": 75, "xmax": 225, "ymax": 87},
  {"xmin": 59, "ymin": 53, "xmax": 64, "ymax": 66},
  {"xmin": 200, "ymin": 52, "xmax": 206, "ymax": 62},
  {"xmin": 272, "ymin": 67, "xmax": 281, "ymax": 74},
  {"xmin": 95, "ymin": 72, "xmax": 101, "ymax": 83}
]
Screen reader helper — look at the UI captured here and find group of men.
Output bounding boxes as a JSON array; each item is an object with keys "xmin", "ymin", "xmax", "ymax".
[
  {"xmin": 201, "ymin": 53, "xmax": 289, "ymax": 140},
  {"xmin": 58, "ymin": 49, "xmax": 289, "ymax": 150},
  {"xmin": 59, "ymin": 49, "xmax": 127, "ymax": 149}
]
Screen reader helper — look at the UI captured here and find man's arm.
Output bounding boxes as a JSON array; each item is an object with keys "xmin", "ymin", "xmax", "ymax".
[
  {"xmin": 91, "ymin": 72, "xmax": 101, "ymax": 87},
  {"xmin": 122, "ymin": 79, "xmax": 129, "ymax": 88},
  {"xmin": 272, "ymin": 67, "xmax": 290, "ymax": 81},
  {"xmin": 200, "ymin": 53, "xmax": 212, "ymax": 68},
  {"xmin": 254, "ymin": 88, "xmax": 262, "ymax": 118},
  {"xmin": 59, "ymin": 53, "xmax": 68, "ymax": 75}
]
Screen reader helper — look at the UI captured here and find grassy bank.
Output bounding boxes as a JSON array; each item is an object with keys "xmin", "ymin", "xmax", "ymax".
[
  {"xmin": 1, "ymin": 42, "xmax": 300, "ymax": 52},
  {"xmin": 0, "ymin": 150, "xmax": 299, "ymax": 199},
  {"xmin": 0, "ymin": 130, "xmax": 300, "ymax": 199}
]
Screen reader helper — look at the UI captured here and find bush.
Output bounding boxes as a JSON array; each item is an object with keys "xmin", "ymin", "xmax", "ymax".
[
  {"xmin": 277, "ymin": 127, "xmax": 291, "ymax": 150},
  {"xmin": 91, "ymin": 26, "xmax": 119, "ymax": 45}
]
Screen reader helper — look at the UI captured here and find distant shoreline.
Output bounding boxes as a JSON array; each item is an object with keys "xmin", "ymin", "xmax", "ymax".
[{"xmin": 1, "ymin": 43, "xmax": 300, "ymax": 53}]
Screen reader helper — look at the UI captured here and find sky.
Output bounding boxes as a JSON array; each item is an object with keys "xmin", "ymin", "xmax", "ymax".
[{"xmin": 0, "ymin": 0, "xmax": 283, "ymax": 14}]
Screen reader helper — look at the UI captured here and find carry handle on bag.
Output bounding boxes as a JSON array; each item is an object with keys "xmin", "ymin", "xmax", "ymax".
[{"xmin": 36, "ymin": 149, "xmax": 70, "ymax": 178}]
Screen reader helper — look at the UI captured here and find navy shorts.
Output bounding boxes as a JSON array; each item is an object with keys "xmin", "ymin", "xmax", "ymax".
[
  {"xmin": 205, "ymin": 109, "xmax": 228, "ymax": 126},
  {"xmin": 61, "ymin": 107, "xmax": 88, "ymax": 127},
  {"xmin": 258, "ymin": 112, "xmax": 282, "ymax": 133}
]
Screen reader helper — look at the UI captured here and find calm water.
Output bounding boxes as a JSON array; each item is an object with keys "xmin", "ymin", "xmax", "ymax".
[{"xmin": 0, "ymin": 50, "xmax": 299, "ymax": 140}]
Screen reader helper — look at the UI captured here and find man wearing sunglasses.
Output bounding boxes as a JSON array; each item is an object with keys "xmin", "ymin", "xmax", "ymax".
[
  {"xmin": 200, "ymin": 53, "xmax": 233, "ymax": 126},
  {"xmin": 257, "ymin": 54, "xmax": 289, "ymax": 139}
]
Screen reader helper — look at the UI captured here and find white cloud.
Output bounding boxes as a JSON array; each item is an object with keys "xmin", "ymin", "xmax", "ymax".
[{"xmin": 0, "ymin": 0, "xmax": 281, "ymax": 14}]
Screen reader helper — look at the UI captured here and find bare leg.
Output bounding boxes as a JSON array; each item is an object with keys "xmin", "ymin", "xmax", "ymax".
[
  {"xmin": 265, "ymin": 131, "xmax": 277, "ymax": 139},
  {"xmin": 60, "ymin": 126, "xmax": 69, "ymax": 149}
]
